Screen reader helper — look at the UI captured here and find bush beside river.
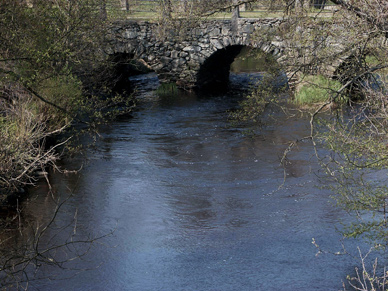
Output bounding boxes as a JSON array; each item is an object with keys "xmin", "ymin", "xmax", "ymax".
[{"xmin": 0, "ymin": 1, "xmax": 134, "ymax": 203}]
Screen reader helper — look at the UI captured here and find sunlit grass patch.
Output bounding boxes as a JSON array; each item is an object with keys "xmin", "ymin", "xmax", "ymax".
[{"xmin": 294, "ymin": 74, "xmax": 343, "ymax": 105}]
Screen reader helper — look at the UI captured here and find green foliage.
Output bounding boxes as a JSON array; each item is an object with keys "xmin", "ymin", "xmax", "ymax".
[
  {"xmin": 228, "ymin": 47, "xmax": 285, "ymax": 125},
  {"xmin": 36, "ymin": 74, "xmax": 83, "ymax": 126},
  {"xmin": 294, "ymin": 74, "xmax": 343, "ymax": 105},
  {"xmin": 0, "ymin": 1, "xmax": 135, "ymax": 194},
  {"xmin": 229, "ymin": 73, "xmax": 282, "ymax": 124},
  {"xmin": 315, "ymin": 101, "xmax": 388, "ymax": 246},
  {"xmin": 155, "ymin": 83, "xmax": 178, "ymax": 97},
  {"xmin": 0, "ymin": 0, "xmax": 109, "ymax": 85}
]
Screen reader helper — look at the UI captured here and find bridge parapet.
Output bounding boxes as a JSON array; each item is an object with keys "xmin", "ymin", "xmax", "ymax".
[{"xmin": 107, "ymin": 18, "xmax": 286, "ymax": 89}]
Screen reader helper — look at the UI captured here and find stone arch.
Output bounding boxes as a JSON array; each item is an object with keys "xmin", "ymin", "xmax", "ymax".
[
  {"xmin": 332, "ymin": 52, "xmax": 367, "ymax": 82},
  {"xmin": 251, "ymin": 41, "xmax": 284, "ymax": 61}
]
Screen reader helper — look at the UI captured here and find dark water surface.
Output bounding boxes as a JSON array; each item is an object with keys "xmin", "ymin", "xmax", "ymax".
[{"xmin": 24, "ymin": 74, "xmax": 364, "ymax": 291}]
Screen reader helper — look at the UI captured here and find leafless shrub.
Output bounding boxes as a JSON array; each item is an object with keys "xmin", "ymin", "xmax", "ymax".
[
  {"xmin": 345, "ymin": 248, "xmax": 388, "ymax": 291},
  {"xmin": 0, "ymin": 84, "xmax": 68, "ymax": 195}
]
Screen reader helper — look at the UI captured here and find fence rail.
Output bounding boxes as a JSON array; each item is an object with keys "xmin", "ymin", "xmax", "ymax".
[{"xmin": 110, "ymin": 1, "xmax": 338, "ymax": 20}]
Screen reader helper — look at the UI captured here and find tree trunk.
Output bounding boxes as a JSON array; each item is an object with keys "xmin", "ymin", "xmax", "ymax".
[
  {"xmin": 232, "ymin": 0, "xmax": 240, "ymax": 35},
  {"xmin": 161, "ymin": 0, "xmax": 172, "ymax": 19}
]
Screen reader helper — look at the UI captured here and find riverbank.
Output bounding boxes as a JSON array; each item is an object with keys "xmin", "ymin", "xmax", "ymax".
[
  {"xmin": 0, "ymin": 1, "xmax": 136, "ymax": 206},
  {"xmin": 0, "ymin": 76, "xmax": 135, "ymax": 208}
]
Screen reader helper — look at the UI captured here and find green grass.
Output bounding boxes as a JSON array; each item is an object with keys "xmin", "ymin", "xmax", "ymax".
[
  {"xmin": 122, "ymin": 10, "xmax": 336, "ymax": 20},
  {"xmin": 155, "ymin": 83, "xmax": 178, "ymax": 96},
  {"xmin": 294, "ymin": 74, "xmax": 343, "ymax": 105},
  {"xmin": 112, "ymin": 2, "xmax": 338, "ymax": 21}
]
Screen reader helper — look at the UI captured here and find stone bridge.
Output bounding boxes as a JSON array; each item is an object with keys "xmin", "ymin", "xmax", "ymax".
[
  {"xmin": 107, "ymin": 18, "xmax": 288, "ymax": 90},
  {"xmin": 106, "ymin": 17, "xmax": 361, "ymax": 90}
]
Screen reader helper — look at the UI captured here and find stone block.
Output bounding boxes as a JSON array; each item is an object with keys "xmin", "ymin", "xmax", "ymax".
[
  {"xmin": 183, "ymin": 45, "xmax": 201, "ymax": 53},
  {"xmin": 183, "ymin": 46, "xmax": 195, "ymax": 53},
  {"xmin": 161, "ymin": 56, "xmax": 172, "ymax": 63},
  {"xmin": 208, "ymin": 28, "xmax": 221, "ymax": 37},
  {"xmin": 223, "ymin": 37, "xmax": 231, "ymax": 47},
  {"xmin": 210, "ymin": 39, "xmax": 223, "ymax": 49},
  {"xmin": 190, "ymin": 54, "xmax": 205, "ymax": 64},
  {"xmin": 171, "ymin": 51, "xmax": 179, "ymax": 58},
  {"xmin": 198, "ymin": 43, "xmax": 210, "ymax": 48},
  {"xmin": 179, "ymin": 52, "xmax": 189, "ymax": 58},
  {"xmin": 242, "ymin": 23, "xmax": 253, "ymax": 34},
  {"xmin": 153, "ymin": 63, "xmax": 164, "ymax": 71},
  {"xmin": 146, "ymin": 54, "xmax": 156, "ymax": 62},
  {"xmin": 125, "ymin": 30, "xmax": 138, "ymax": 39},
  {"xmin": 221, "ymin": 27, "xmax": 231, "ymax": 36},
  {"xmin": 171, "ymin": 58, "xmax": 186, "ymax": 70}
]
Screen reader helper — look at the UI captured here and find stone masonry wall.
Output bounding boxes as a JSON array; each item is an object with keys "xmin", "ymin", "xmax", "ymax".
[{"xmin": 107, "ymin": 19, "xmax": 285, "ymax": 89}]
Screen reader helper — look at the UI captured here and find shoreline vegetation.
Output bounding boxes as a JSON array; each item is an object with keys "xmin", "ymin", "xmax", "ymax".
[{"xmin": 0, "ymin": 1, "xmax": 135, "ymax": 205}]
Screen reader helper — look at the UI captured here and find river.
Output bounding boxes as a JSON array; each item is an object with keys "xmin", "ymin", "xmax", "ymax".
[{"xmin": 12, "ymin": 63, "xmax": 369, "ymax": 290}]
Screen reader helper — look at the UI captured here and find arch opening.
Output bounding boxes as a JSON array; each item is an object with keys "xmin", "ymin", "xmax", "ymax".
[
  {"xmin": 230, "ymin": 47, "xmax": 288, "ymax": 92},
  {"xmin": 196, "ymin": 45, "xmax": 287, "ymax": 92},
  {"xmin": 196, "ymin": 45, "xmax": 244, "ymax": 92},
  {"xmin": 333, "ymin": 53, "xmax": 386, "ymax": 100},
  {"xmin": 107, "ymin": 52, "xmax": 153, "ymax": 94}
]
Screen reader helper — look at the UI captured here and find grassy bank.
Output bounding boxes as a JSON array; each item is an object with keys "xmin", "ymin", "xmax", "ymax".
[{"xmin": 294, "ymin": 74, "xmax": 343, "ymax": 106}]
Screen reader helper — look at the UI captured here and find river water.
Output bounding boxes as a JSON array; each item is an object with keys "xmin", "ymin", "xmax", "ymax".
[{"xmin": 19, "ymin": 72, "xmax": 367, "ymax": 290}]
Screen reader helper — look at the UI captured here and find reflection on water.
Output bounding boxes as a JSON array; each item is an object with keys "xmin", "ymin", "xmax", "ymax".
[{"xmin": 15, "ymin": 76, "xmax": 369, "ymax": 290}]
